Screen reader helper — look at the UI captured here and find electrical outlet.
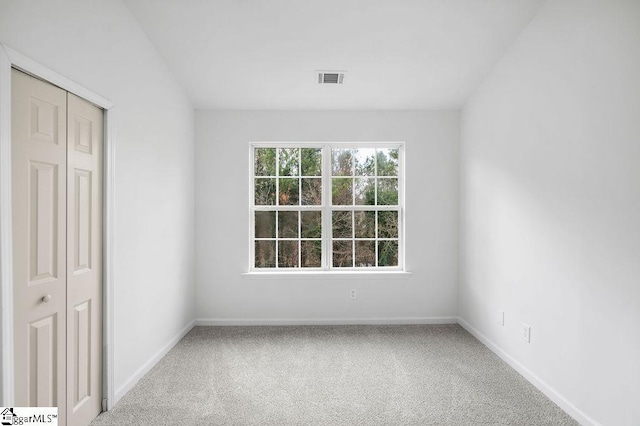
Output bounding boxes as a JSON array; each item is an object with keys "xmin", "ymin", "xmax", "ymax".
[
  {"xmin": 498, "ymin": 310, "xmax": 504, "ymax": 326},
  {"xmin": 350, "ymin": 289, "xmax": 357, "ymax": 299},
  {"xmin": 522, "ymin": 324, "xmax": 531, "ymax": 343}
]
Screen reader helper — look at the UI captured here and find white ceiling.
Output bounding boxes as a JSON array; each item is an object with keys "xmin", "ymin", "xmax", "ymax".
[{"xmin": 124, "ymin": 0, "xmax": 543, "ymax": 110}]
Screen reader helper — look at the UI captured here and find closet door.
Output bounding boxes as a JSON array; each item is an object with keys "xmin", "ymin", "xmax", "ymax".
[
  {"xmin": 12, "ymin": 69, "xmax": 68, "ymax": 424},
  {"xmin": 66, "ymin": 93, "xmax": 103, "ymax": 425},
  {"xmin": 12, "ymin": 69, "xmax": 103, "ymax": 426}
]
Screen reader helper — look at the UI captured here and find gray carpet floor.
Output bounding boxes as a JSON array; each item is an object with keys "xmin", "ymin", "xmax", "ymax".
[{"xmin": 91, "ymin": 325, "xmax": 577, "ymax": 425}]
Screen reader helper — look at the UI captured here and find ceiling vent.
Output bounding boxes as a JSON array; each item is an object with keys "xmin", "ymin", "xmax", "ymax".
[{"xmin": 318, "ymin": 71, "xmax": 346, "ymax": 84}]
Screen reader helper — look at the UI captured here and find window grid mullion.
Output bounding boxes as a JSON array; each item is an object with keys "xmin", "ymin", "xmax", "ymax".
[
  {"xmin": 254, "ymin": 205, "xmax": 323, "ymax": 211},
  {"xmin": 374, "ymin": 148, "xmax": 378, "ymax": 206},
  {"xmin": 276, "ymin": 148, "xmax": 280, "ymax": 208},
  {"xmin": 330, "ymin": 205, "xmax": 398, "ymax": 211},
  {"xmin": 275, "ymin": 149, "xmax": 280, "ymax": 268},
  {"xmin": 275, "ymin": 211, "xmax": 279, "ymax": 269},
  {"xmin": 351, "ymin": 209, "xmax": 355, "ymax": 267},
  {"xmin": 297, "ymin": 147, "xmax": 301, "ymax": 213},
  {"xmin": 250, "ymin": 147, "xmax": 255, "ymax": 269},
  {"xmin": 375, "ymin": 210, "xmax": 379, "ymax": 267},
  {"xmin": 298, "ymin": 205, "xmax": 302, "ymax": 268},
  {"xmin": 332, "ymin": 238, "xmax": 393, "ymax": 241},
  {"xmin": 323, "ymin": 145, "xmax": 332, "ymax": 270}
]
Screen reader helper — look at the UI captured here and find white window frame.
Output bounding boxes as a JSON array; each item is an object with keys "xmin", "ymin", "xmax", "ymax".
[{"xmin": 249, "ymin": 142, "xmax": 405, "ymax": 273}]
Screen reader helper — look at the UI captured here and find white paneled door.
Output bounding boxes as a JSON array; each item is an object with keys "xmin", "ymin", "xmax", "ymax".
[
  {"xmin": 12, "ymin": 69, "xmax": 103, "ymax": 426},
  {"xmin": 12, "ymin": 68, "xmax": 67, "ymax": 420},
  {"xmin": 65, "ymin": 92, "xmax": 103, "ymax": 426}
]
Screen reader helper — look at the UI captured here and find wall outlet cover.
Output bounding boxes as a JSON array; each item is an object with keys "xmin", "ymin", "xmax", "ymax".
[{"xmin": 522, "ymin": 323, "xmax": 531, "ymax": 343}]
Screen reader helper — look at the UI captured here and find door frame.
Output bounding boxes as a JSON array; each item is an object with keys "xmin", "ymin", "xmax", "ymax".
[{"xmin": 0, "ymin": 44, "xmax": 116, "ymax": 410}]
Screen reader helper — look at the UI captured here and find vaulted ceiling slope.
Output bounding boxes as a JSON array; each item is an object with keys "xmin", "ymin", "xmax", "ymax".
[{"xmin": 124, "ymin": 0, "xmax": 544, "ymax": 110}]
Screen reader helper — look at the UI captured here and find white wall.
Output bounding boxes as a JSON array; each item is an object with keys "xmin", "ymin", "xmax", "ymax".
[
  {"xmin": 460, "ymin": 0, "xmax": 640, "ymax": 424},
  {"xmin": 195, "ymin": 110, "xmax": 459, "ymax": 323},
  {"xmin": 0, "ymin": 0, "xmax": 195, "ymax": 401}
]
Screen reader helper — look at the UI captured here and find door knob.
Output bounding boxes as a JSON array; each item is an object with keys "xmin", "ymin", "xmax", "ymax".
[{"xmin": 41, "ymin": 294, "xmax": 52, "ymax": 303}]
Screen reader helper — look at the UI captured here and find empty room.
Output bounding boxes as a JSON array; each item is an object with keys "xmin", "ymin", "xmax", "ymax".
[{"xmin": 0, "ymin": 0, "xmax": 638, "ymax": 425}]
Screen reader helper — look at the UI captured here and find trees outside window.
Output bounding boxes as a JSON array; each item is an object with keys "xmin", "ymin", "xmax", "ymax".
[{"xmin": 252, "ymin": 143, "xmax": 403, "ymax": 271}]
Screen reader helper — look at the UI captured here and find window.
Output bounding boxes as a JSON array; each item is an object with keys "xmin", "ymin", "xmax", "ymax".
[{"xmin": 251, "ymin": 143, "xmax": 404, "ymax": 271}]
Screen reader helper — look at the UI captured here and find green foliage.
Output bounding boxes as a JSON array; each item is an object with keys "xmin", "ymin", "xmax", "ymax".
[
  {"xmin": 278, "ymin": 211, "xmax": 298, "ymax": 238},
  {"xmin": 278, "ymin": 241, "xmax": 298, "ymax": 267},
  {"xmin": 301, "ymin": 241, "xmax": 321, "ymax": 267},
  {"xmin": 301, "ymin": 211, "xmax": 322, "ymax": 238},
  {"xmin": 378, "ymin": 240, "xmax": 398, "ymax": 266},
  {"xmin": 355, "ymin": 149, "xmax": 376, "ymax": 176},
  {"xmin": 255, "ymin": 211, "xmax": 275, "ymax": 238},
  {"xmin": 301, "ymin": 148, "xmax": 322, "ymax": 176},
  {"xmin": 354, "ymin": 211, "xmax": 375, "ymax": 238},
  {"xmin": 332, "ymin": 211, "xmax": 352, "ymax": 238},
  {"xmin": 332, "ymin": 178, "xmax": 352, "ymax": 205},
  {"xmin": 332, "ymin": 149, "xmax": 353, "ymax": 176},
  {"xmin": 255, "ymin": 240, "xmax": 275, "ymax": 267},
  {"xmin": 254, "ymin": 178, "xmax": 276, "ymax": 205},
  {"xmin": 377, "ymin": 178, "xmax": 398, "ymax": 205},
  {"xmin": 355, "ymin": 178, "xmax": 375, "ymax": 205},
  {"xmin": 332, "ymin": 241, "xmax": 353, "ymax": 267},
  {"xmin": 255, "ymin": 148, "xmax": 276, "ymax": 176},
  {"xmin": 301, "ymin": 178, "xmax": 322, "ymax": 205},
  {"xmin": 377, "ymin": 148, "xmax": 398, "ymax": 176},
  {"xmin": 279, "ymin": 148, "xmax": 299, "ymax": 176},
  {"xmin": 355, "ymin": 240, "xmax": 376, "ymax": 267},
  {"xmin": 279, "ymin": 178, "xmax": 299, "ymax": 205},
  {"xmin": 378, "ymin": 211, "xmax": 398, "ymax": 238}
]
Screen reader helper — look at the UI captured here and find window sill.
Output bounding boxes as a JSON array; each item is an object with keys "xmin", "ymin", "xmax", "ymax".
[{"xmin": 241, "ymin": 271, "xmax": 413, "ymax": 280}]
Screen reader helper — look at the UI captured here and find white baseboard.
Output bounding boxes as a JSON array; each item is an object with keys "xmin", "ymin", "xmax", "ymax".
[
  {"xmin": 195, "ymin": 317, "xmax": 458, "ymax": 326},
  {"xmin": 457, "ymin": 317, "xmax": 600, "ymax": 426},
  {"xmin": 113, "ymin": 320, "xmax": 195, "ymax": 405}
]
